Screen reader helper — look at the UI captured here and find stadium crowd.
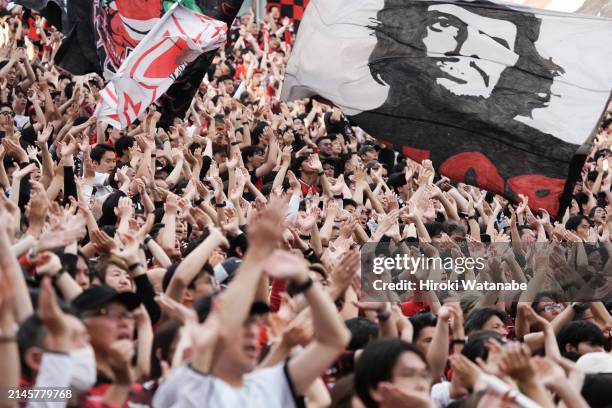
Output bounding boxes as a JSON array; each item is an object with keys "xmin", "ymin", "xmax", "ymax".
[{"xmin": 0, "ymin": 2, "xmax": 611, "ymax": 407}]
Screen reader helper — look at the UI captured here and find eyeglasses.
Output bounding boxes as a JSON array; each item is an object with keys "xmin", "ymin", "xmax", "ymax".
[
  {"xmin": 0, "ymin": 111, "xmax": 14, "ymax": 117},
  {"xmin": 538, "ymin": 303, "xmax": 564, "ymax": 313}
]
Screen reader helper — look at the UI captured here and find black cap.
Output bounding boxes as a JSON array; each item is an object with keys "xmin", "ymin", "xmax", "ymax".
[
  {"xmin": 194, "ymin": 292, "xmax": 269, "ymax": 322},
  {"xmin": 358, "ymin": 145, "xmax": 376, "ymax": 156},
  {"xmin": 72, "ymin": 285, "xmax": 141, "ymax": 315}
]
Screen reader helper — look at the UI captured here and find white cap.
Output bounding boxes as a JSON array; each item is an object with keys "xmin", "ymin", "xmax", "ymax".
[{"xmin": 576, "ymin": 352, "xmax": 612, "ymax": 374}]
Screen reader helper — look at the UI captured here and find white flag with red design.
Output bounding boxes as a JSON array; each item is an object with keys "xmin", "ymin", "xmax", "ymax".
[{"xmin": 95, "ymin": 4, "xmax": 227, "ymax": 129}]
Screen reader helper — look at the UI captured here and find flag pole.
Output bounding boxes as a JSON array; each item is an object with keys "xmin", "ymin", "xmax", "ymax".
[{"xmin": 255, "ymin": 0, "xmax": 266, "ymax": 23}]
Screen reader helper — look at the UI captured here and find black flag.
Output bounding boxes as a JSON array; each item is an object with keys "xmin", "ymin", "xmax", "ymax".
[{"xmin": 282, "ymin": 0, "xmax": 612, "ymax": 216}]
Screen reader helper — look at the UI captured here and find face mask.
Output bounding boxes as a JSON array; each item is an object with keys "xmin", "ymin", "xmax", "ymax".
[{"xmin": 69, "ymin": 346, "xmax": 97, "ymax": 393}]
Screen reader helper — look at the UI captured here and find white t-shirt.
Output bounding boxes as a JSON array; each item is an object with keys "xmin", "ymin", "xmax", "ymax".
[
  {"xmin": 93, "ymin": 172, "xmax": 114, "ymax": 197},
  {"xmin": 14, "ymin": 114, "xmax": 30, "ymax": 130},
  {"xmin": 431, "ymin": 381, "xmax": 455, "ymax": 408},
  {"xmin": 153, "ymin": 363, "xmax": 301, "ymax": 408}
]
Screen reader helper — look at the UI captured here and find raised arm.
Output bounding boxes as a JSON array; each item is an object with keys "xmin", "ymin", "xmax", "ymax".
[
  {"xmin": 265, "ymin": 251, "xmax": 350, "ymax": 394},
  {"xmin": 218, "ymin": 200, "xmax": 286, "ymax": 337},
  {"xmin": 165, "ymin": 227, "xmax": 228, "ymax": 302}
]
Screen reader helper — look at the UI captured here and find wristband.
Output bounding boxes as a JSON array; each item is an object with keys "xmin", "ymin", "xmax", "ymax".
[
  {"xmin": 299, "ymin": 234, "xmax": 311, "ymax": 240},
  {"xmin": 194, "ymin": 197, "xmax": 204, "ymax": 207},
  {"xmin": 571, "ymin": 302, "xmax": 588, "ymax": 313},
  {"xmin": 290, "ymin": 277, "xmax": 313, "ymax": 295},
  {"xmin": 0, "ymin": 323, "xmax": 18, "ymax": 342},
  {"xmin": 128, "ymin": 262, "xmax": 144, "ymax": 272},
  {"xmin": 451, "ymin": 339, "xmax": 466, "ymax": 346},
  {"xmin": 468, "ymin": 215, "xmax": 478, "ymax": 221},
  {"xmin": 231, "ymin": 141, "xmax": 240, "ymax": 146},
  {"xmin": 317, "ymin": 171, "xmax": 324, "ymax": 176},
  {"xmin": 333, "ymin": 194, "xmax": 342, "ymax": 199},
  {"xmin": 144, "ymin": 235, "xmax": 153, "ymax": 245},
  {"xmin": 215, "ymin": 202, "xmax": 226, "ymax": 208},
  {"xmin": 51, "ymin": 267, "xmax": 66, "ymax": 284}
]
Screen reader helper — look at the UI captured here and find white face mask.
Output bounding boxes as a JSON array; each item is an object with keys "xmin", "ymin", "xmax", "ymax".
[{"xmin": 69, "ymin": 346, "xmax": 97, "ymax": 393}]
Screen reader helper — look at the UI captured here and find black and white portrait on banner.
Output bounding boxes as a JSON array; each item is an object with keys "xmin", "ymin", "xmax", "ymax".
[{"xmin": 281, "ymin": 0, "xmax": 612, "ymax": 215}]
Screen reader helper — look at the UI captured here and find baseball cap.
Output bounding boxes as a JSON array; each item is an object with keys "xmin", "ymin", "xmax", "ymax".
[
  {"xmin": 358, "ymin": 145, "xmax": 377, "ymax": 156},
  {"xmin": 576, "ymin": 352, "xmax": 612, "ymax": 374},
  {"xmin": 194, "ymin": 291, "xmax": 269, "ymax": 322},
  {"xmin": 72, "ymin": 285, "xmax": 141, "ymax": 315}
]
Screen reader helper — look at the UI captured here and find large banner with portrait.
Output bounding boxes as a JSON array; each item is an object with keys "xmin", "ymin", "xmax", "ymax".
[{"xmin": 281, "ymin": 0, "xmax": 612, "ymax": 216}]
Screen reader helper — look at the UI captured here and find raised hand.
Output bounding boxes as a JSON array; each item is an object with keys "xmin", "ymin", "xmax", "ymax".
[
  {"xmin": 375, "ymin": 209, "xmax": 401, "ymax": 238},
  {"xmin": 111, "ymin": 231, "xmax": 143, "ymax": 266},
  {"xmin": 247, "ymin": 199, "xmax": 287, "ymax": 255},
  {"xmin": 60, "ymin": 139, "xmax": 77, "ymax": 158},
  {"xmin": 226, "ymin": 155, "xmax": 238, "ymax": 170},
  {"xmin": 37, "ymin": 212, "xmax": 86, "ymax": 251},
  {"xmin": 12, "ymin": 163, "xmax": 38, "ymax": 180},
  {"xmin": 155, "ymin": 293, "xmax": 197, "ymax": 325},
  {"xmin": 532, "ymin": 357, "xmax": 567, "ymax": 391},
  {"xmin": 498, "ymin": 342, "xmax": 536, "ymax": 384},
  {"xmin": 449, "ymin": 354, "xmax": 482, "ymax": 397},
  {"xmin": 91, "ymin": 229, "xmax": 117, "ymax": 254},
  {"xmin": 115, "ymin": 165, "xmax": 130, "ymax": 184},
  {"xmin": 107, "ymin": 339, "xmax": 135, "ymax": 385},
  {"xmin": 38, "ymin": 277, "xmax": 71, "ymax": 352},
  {"xmin": 264, "ymin": 249, "xmax": 309, "ymax": 281},
  {"xmin": 376, "ymin": 382, "xmax": 435, "ymax": 408},
  {"xmin": 114, "ymin": 196, "xmax": 134, "ymax": 219}
]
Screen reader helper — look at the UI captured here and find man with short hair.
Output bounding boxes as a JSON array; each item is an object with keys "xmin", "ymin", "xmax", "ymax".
[
  {"xmin": 11, "ymin": 87, "xmax": 30, "ymax": 130},
  {"xmin": 557, "ymin": 320, "xmax": 606, "ymax": 359},
  {"xmin": 317, "ymin": 136, "xmax": 334, "ymax": 158},
  {"xmin": 358, "ymin": 145, "xmax": 378, "ymax": 162},
  {"xmin": 114, "ymin": 136, "xmax": 135, "ymax": 165},
  {"xmin": 90, "ymin": 144, "xmax": 117, "ymax": 197}
]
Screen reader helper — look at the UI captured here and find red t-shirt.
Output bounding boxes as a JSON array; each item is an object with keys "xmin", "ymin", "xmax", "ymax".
[
  {"xmin": 80, "ymin": 374, "xmax": 152, "ymax": 408},
  {"xmin": 299, "ymin": 179, "xmax": 319, "ymax": 196}
]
